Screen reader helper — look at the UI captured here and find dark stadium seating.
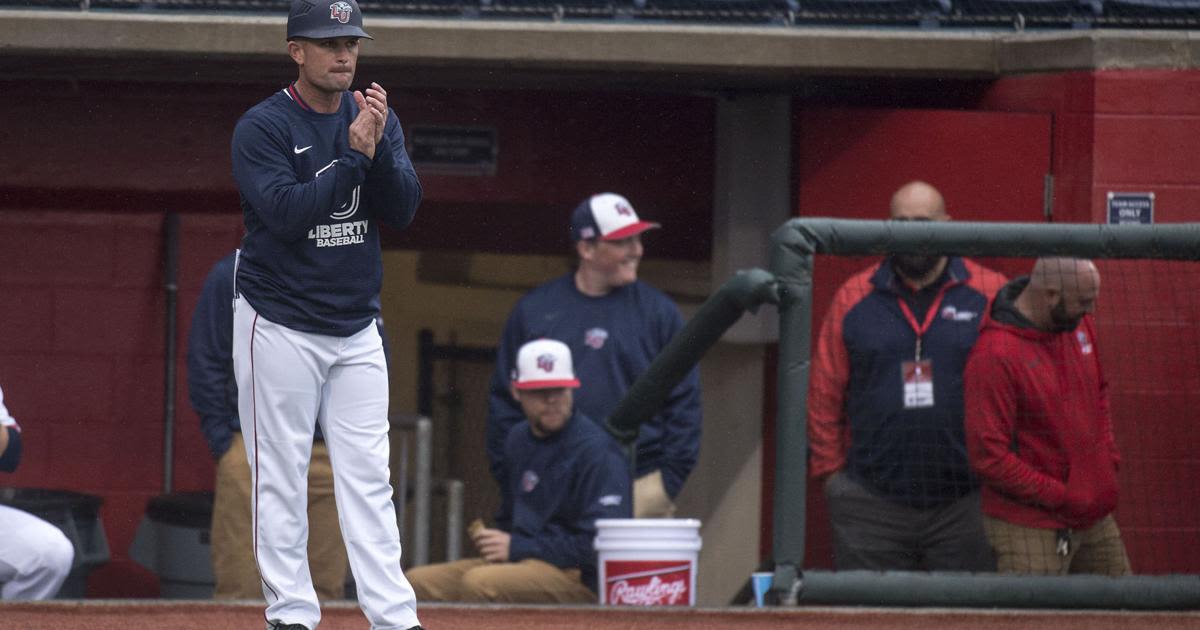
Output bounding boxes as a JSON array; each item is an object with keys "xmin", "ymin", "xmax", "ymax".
[
  {"xmin": 479, "ymin": 0, "xmax": 630, "ymax": 20},
  {"xmin": 635, "ymin": 0, "xmax": 797, "ymax": 24},
  {"xmin": 951, "ymin": 0, "xmax": 1102, "ymax": 27},
  {"xmin": 794, "ymin": 0, "xmax": 949, "ymax": 26},
  {"xmin": 1103, "ymin": 0, "xmax": 1200, "ymax": 25},
  {"xmin": 3, "ymin": 0, "xmax": 1199, "ymax": 30}
]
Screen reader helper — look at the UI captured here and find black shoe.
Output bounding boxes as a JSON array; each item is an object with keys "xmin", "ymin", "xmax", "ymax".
[{"xmin": 269, "ymin": 624, "xmax": 310, "ymax": 630}]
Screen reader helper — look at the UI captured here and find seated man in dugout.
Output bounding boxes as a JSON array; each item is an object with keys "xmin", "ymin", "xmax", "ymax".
[{"xmin": 408, "ymin": 339, "xmax": 631, "ymax": 602}]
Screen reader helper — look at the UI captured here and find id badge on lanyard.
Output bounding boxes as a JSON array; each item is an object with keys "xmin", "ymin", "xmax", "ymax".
[
  {"xmin": 898, "ymin": 286, "xmax": 949, "ymax": 410},
  {"xmin": 902, "ymin": 357, "xmax": 934, "ymax": 408}
]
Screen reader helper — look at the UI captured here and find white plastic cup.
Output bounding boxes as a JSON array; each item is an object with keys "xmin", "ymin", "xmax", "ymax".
[{"xmin": 751, "ymin": 571, "xmax": 773, "ymax": 607}]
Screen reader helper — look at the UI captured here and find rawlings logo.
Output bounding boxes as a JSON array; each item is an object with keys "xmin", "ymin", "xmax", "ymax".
[
  {"xmin": 329, "ymin": 1, "xmax": 353, "ymax": 23},
  {"xmin": 536, "ymin": 353, "xmax": 555, "ymax": 373},
  {"xmin": 609, "ymin": 575, "xmax": 688, "ymax": 606}
]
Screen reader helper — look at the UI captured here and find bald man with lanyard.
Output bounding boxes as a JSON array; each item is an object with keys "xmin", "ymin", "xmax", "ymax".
[
  {"xmin": 966, "ymin": 258, "xmax": 1131, "ymax": 575},
  {"xmin": 809, "ymin": 181, "xmax": 1005, "ymax": 571}
]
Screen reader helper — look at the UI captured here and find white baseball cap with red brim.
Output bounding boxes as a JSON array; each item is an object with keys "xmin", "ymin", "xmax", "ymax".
[
  {"xmin": 570, "ymin": 193, "xmax": 661, "ymax": 242},
  {"xmin": 513, "ymin": 339, "xmax": 581, "ymax": 390}
]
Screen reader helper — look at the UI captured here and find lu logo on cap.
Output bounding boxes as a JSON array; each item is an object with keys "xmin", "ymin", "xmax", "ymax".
[
  {"xmin": 514, "ymin": 339, "xmax": 581, "ymax": 390},
  {"xmin": 571, "ymin": 193, "xmax": 661, "ymax": 242}
]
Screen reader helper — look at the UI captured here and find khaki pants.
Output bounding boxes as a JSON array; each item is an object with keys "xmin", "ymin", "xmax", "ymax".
[
  {"xmin": 211, "ymin": 433, "xmax": 348, "ymax": 601},
  {"xmin": 634, "ymin": 470, "xmax": 676, "ymax": 518},
  {"xmin": 984, "ymin": 514, "xmax": 1132, "ymax": 576},
  {"xmin": 407, "ymin": 558, "xmax": 595, "ymax": 603}
]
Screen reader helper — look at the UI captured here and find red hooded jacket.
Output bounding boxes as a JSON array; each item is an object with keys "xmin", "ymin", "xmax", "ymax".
[{"xmin": 964, "ymin": 278, "xmax": 1120, "ymax": 530}]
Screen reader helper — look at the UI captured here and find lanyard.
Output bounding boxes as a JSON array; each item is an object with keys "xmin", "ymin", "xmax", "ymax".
[{"xmin": 896, "ymin": 283, "xmax": 952, "ymax": 361}]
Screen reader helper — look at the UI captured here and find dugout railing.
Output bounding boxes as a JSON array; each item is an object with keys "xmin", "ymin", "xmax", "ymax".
[{"xmin": 766, "ymin": 218, "xmax": 1200, "ymax": 609}]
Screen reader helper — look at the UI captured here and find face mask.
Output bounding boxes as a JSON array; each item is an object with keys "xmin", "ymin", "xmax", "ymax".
[
  {"xmin": 893, "ymin": 254, "xmax": 941, "ymax": 279},
  {"xmin": 1049, "ymin": 298, "xmax": 1084, "ymax": 332}
]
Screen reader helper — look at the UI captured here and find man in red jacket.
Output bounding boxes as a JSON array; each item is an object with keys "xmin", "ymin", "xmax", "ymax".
[{"xmin": 965, "ymin": 257, "xmax": 1131, "ymax": 575}]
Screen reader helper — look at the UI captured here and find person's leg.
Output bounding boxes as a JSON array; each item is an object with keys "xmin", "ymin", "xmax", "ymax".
[
  {"xmin": 824, "ymin": 472, "xmax": 921, "ymax": 570},
  {"xmin": 1067, "ymin": 515, "xmax": 1132, "ymax": 576},
  {"xmin": 233, "ymin": 296, "xmax": 328, "ymax": 629},
  {"xmin": 920, "ymin": 490, "xmax": 996, "ymax": 572},
  {"xmin": 0, "ymin": 505, "xmax": 74, "ymax": 600},
  {"xmin": 211, "ymin": 432, "xmax": 264, "ymax": 600},
  {"xmin": 983, "ymin": 516, "xmax": 1068, "ymax": 575},
  {"xmin": 307, "ymin": 440, "xmax": 348, "ymax": 601},
  {"xmin": 459, "ymin": 559, "xmax": 595, "ymax": 603},
  {"xmin": 407, "ymin": 558, "xmax": 488, "ymax": 601},
  {"xmin": 633, "ymin": 470, "xmax": 676, "ymax": 518},
  {"xmin": 322, "ymin": 322, "xmax": 420, "ymax": 630}
]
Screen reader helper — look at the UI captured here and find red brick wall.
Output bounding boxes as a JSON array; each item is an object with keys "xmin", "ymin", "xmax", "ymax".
[{"xmin": 0, "ymin": 211, "xmax": 243, "ymax": 596}]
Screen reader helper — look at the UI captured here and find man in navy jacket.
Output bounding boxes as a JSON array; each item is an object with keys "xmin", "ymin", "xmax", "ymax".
[
  {"xmin": 808, "ymin": 181, "xmax": 1005, "ymax": 571},
  {"xmin": 409, "ymin": 339, "xmax": 630, "ymax": 602},
  {"xmin": 186, "ymin": 252, "xmax": 346, "ymax": 601},
  {"xmin": 487, "ymin": 193, "xmax": 701, "ymax": 518}
]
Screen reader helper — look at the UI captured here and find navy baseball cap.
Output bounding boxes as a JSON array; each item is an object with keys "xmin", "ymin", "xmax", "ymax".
[
  {"xmin": 287, "ymin": 0, "xmax": 373, "ymax": 41},
  {"xmin": 569, "ymin": 193, "xmax": 661, "ymax": 242}
]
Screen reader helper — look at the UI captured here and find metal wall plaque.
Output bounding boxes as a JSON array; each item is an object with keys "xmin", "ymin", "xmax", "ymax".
[
  {"xmin": 1106, "ymin": 191, "xmax": 1154, "ymax": 225},
  {"xmin": 408, "ymin": 125, "xmax": 498, "ymax": 176}
]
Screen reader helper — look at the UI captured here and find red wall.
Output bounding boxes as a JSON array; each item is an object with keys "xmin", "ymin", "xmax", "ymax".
[
  {"xmin": 0, "ymin": 81, "xmax": 713, "ymax": 259},
  {"xmin": 0, "ymin": 211, "xmax": 243, "ymax": 595},
  {"xmin": 3, "ymin": 69, "xmax": 1197, "ymax": 597},
  {"xmin": 0, "ymin": 83, "xmax": 714, "ymax": 596},
  {"xmin": 981, "ymin": 70, "xmax": 1200, "ymax": 573},
  {"xmin": 771, "ymin": 70, "xmax": 1200, "ymax": 574}
]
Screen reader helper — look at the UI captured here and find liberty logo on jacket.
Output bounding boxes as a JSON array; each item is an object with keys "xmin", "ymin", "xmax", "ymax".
[
  {"xmin": 521, "ymin": 470, "xmax": 539, "ymax": 493},
  {"xmin": 306, "ymin": 163, "xmax": 365, "ymax": 247},
  {"xmin": 1077, "ymin": 330, "xmax": 1093, "ymax": 354},
  {"xmin": 939, "ymin": 305, "xmax": 978, "ymax": 322},
  {"xmin": 329, "ymin": 1, "xmax": 353, "ymax": 22},
  {"xmin": 584, "ymin": 328, "xmax": 609, "ymax": 350}
]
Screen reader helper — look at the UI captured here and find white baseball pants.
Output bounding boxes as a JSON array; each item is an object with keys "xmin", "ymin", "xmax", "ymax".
[
  {"xmin": 0, "ymin": 504, "xmax": 74, "ymax": 600},
  {"xmin": 232, "ymin": 295, "xmax": 420, "ymax": 630}
]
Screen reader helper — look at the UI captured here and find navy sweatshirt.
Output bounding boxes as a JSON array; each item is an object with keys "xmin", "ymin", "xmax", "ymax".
[
  {"xmin": 497, "ymin": 411, "xmax": 631, "ymax": 592},
  {"xmin": 809, "ymin": 256, "xmax": 1007, "ymax": 508},
  {"xmin": 486, "ymin": 274, "xmax": 702, "ymax": 499},
  {"xmin": 231, "ymin": 86, "xmax": 421, "ymax": 336}
]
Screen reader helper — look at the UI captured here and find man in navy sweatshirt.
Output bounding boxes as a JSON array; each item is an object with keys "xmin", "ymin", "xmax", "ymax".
[
  {"xmin": 228, "ymin": 0, "xmax": 423, "ymax": 627},
  {"xmin": 487, "ymin": 193, "xmax": 702, "ymax": 518},
  {"xmin": 409, "ymin": 339, "xmax": 631, "ymax": 602}
]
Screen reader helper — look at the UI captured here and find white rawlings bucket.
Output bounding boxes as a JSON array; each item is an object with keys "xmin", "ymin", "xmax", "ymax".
[{"xmin": 594, "ymin": 518, "xmax": 702, "ymax": 606}]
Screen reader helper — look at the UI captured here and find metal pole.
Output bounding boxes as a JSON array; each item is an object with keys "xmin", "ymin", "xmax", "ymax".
[
  {"xmin": 413, "ymin": 415, "xmax": 432, "ymax": 566},
  {"xmin": 417, "ymin": 329, "xmax": 434, "ymax": 418},
  {"xmin": 604, "ymin": 268, "xmax": 779, "ymax": 445},
  {"xmin": 795, "ymin": 570, "xmax": 1200, "ymax": 610},
  {"xmin": 161, "ymin": 212, "xmax": 179, "ymax": 494},
  {"xmin": 444, "ymin": 479, "xmax": 464, "ymax": 562}
]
